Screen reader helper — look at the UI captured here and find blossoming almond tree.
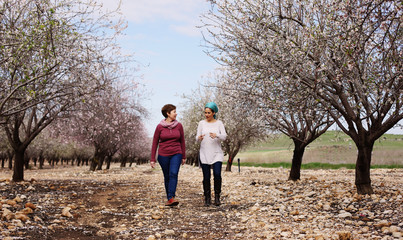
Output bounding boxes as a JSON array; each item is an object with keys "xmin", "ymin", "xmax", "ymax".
[
  {"xmin": 52, "ymin": 79, "xmax": 147, "ymax": 171},
  {"xmin": 117, "ymin": 119, "xmax": 150, "ymax": 168},
  {"xmin": 212, "ymin": 71, "xmax": 270, "ymax": 171},
  {"xmin": 203, "ymin": 0, "xmax": 402, "ymax": 194},
  {"xmin": 0, "ymin": 0, "xmax": 127, "ymax": 181},
  {"xmin": 181, "ymin": 72, "xmax": 268, "ymax": 171},
  {"xmin": 215, "ymin": 68, "xmax": 334, "ymax": 179}
]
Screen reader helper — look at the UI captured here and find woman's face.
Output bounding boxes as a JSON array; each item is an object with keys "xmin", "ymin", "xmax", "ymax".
[
  {"xmin": 167, "ymin": 109, "xmax": 177, "ymax": 121},
  {"xmin": 204, "ymin": 108, "xmax": 215, "ymax": 120}
]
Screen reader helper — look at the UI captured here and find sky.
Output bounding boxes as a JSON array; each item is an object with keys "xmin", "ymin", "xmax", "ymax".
[
  {"xmin": 98, "ymin": 0, "xmax": 217, "ymax": 137},
  {"xmin": 98, "ymin": 0, "xmax": 402, "ymax": 137}
]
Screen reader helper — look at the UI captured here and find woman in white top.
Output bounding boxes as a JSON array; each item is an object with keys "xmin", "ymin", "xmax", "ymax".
[{"xmin": 196, "ymin": 102, "xmax": 227, "ymax": 206}]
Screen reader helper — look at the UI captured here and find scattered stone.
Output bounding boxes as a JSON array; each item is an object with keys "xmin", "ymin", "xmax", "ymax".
[
  {"xmin": 61, "ymin": 207, "xmax": 73, "ymax": 218},
  {"xmin": 338, "ymin": 211, "xmax": 352, "ymax": 218},
  {"xmin": 337, "ymin": 231, "xmax": 352, "ymax": 240},
  {"xmin": 290, "ymin": 210, "xmax": 299, "ymax": 215},
  {"xmin": 2, "ymin": 208, "xmax": 14, "ymax": 220},
  {"xmin": 147, "ymin": 235, "xmax": 156, "ymax": 240},
  {"xmin": 392, "ymin": 232, "xmax": 402, "ymax": 238},
  {"xmin": 23, "ymin": 205, "xmax": 34, "ymax": 213},
  {"xmin": 25, "ymin": 203, "xmax": 36, "ymax": 210},
  {"xmin": 374, "ymin": 220, "xmax": 391, "ymax": 228},
  {"xmin": 151, "ymin": 215, "xmax": 162, "ymax": 220},
  {"xmin": 0, "ymin": 164, "xmax": 401, "ymax": 240},
  {"xmin": 164, "ymin": 229, "xmax": 175, "ymax": 235},
  {"xmin": 6, "ymin": 200, "xmax": 17, "ymax": 207},
  {"xmin": 15, "ymin": 213, "xmax": 29, "ymax": 222}
]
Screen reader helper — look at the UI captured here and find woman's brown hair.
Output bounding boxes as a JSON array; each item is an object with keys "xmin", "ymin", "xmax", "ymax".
[{"xmin": 161, "ymin": 104, "xmax": 176, "ymax": 118}]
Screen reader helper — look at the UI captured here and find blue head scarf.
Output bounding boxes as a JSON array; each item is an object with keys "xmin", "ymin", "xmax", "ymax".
[{"xmin": 205, "ymin": 102, "xmax": 218, "ymax": 119}]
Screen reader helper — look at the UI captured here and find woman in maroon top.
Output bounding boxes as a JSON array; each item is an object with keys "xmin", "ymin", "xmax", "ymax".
[{"xmin": 151, "ymin": 104, "xmax": 186, "ymax": 206}]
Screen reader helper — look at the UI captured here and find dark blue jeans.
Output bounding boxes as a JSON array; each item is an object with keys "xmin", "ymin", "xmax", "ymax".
[
  {"xmin": 158, "ymin": 154, "xmax": 182, "ymax": 200},
  {"xmin": 201, "ymin": 161, "xmax": 222, "ymax": 183}
]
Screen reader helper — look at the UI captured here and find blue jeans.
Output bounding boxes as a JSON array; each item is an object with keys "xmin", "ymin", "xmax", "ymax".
[
  {"xmin": 158, "ymin": 154, "xmax": 182, "ymax": 200},
  {"xmin": 201, "ymin": 162, "xmax": 222, "ymax": 183}
]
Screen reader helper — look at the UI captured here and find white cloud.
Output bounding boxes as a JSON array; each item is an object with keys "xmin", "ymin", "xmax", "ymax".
[{"xmin": 99, "ymin": 0, "xmax": 210, "ymax": 36}]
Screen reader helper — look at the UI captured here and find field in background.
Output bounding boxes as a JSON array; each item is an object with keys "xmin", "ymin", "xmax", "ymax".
[{"xmin": 236, "ymin": 131, "xmax": 403, "ymax": 167}]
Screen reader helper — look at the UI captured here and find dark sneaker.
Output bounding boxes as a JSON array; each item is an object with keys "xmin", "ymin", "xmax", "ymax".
[{"xmin": 165, "ymin": 198, "xmax": 179, "ymax": 206}]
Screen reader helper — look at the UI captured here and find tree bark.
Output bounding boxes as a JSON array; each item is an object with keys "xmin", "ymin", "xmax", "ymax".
[
  {"xmin": 7, "ymin": 151, "xmax": 13, "ymax": 170},
  {"xmin": 225, "ymin": 148, "xmax": 240, "ymax": 172},
  {"xmin": 39, "ymin": 156, "xmax": 44, "ymax": 169},
  {"xmin": 13, "ymin": 148, "xmax": 26, "ymax": 182},
  {"xmin": 120, "ymin": 156, "xmax": 128, "ymax": 168},
  {"xmin": 355, "ymin": 143, "xmax": 374, "ymax": 195},
  {"xmin": 106, "ymin": 155, "xmax": 112, "ymax": 170},
  {"xmin": 90, "ymin": 156, "xmax": 98, "ymax": 171},
  {"xmin": 91, "ymin": 148, "xmax": 105, "ymax": 171},
  {"xmin": 225, "ymin": 157, "xmax": 233, "ymax": 172},
  {"xmin": 24, "ymin": 154, "xmax": 30, "ymax": 170},
  {"xmin": 96, "ymin": 155, "xmax": 105, "ymax": 170},
  {"xmin": 289, "ymin": 140, "xmax": 306, "ymax": 181}
]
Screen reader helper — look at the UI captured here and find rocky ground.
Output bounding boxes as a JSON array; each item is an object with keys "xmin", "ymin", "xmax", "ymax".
[{"xmin": 0, "ymin": 163, "xmax": 402, "ymax": 240}]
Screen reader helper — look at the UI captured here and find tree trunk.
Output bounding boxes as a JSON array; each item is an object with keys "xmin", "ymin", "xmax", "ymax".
[
  {"xmin": 90, "ymin": 156, "xmax": 97, "ymax": 171},
  {"xmin": 39, "ymin": 156, "xmax": 44, "ymax": 169},
  {"xmin": 106, "ymin": 155, "xmax": 112, "ymax": 170},
  {"xmin": 9, "ymin": 157, "xmax": 13, "ymax": 170},
  {"xmin": 355, "ymin": 143, "xmax": 374, "ymax": 195},
  {"xmin": 91, "ymin": 148, "xmax": 105, "ymax": 171},
  {"xmin": 24, "ymin": 154, "xmax": 30, "ymax": 170},
  {"xmin": 194, "ymin": 155, "xmax": 199, "ymax": 167},
  {"xmin": 96, "ymin": 155, "xmax": 105, "ymax": 170},
  {"xmin": 13, "ymin": 148, "xmax": 26, "ymax": 182},
  {"xmin": 7, "ymin": 151, "xmax": 13, "ymax": 170},
  {"xmin": 225, "ymin": 157, "xmax": 233, "ymax": 172},
  {"xmin": 289, "ymin": 141, "xmax": 306, "ymax": 181},
  {"xmin": 120, "ymin": 156, "xmax": 128, "ymax": 168}
]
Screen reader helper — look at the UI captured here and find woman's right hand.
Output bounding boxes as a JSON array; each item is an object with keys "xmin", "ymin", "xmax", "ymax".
[
  {"xmin": 150, "ymin": 162, "xmax": 156, "ymax": 168},
  {"xmin": 198, "ymin": 134, "xmax": 205, "ymax": 141}
]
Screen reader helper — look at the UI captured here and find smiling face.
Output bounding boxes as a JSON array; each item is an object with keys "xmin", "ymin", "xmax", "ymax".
[
  {"xmin": 167, "ymin": 109, "xmax": 177, "ymax": 121},
  {"xmin": 204, "ymin": 108, "xmax": 215, "ymax": 121}
]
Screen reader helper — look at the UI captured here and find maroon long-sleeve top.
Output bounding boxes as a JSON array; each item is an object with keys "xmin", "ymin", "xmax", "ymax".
[{"xmin": 150, "ymin": 121, "xmax": 186, "ymax": 163}]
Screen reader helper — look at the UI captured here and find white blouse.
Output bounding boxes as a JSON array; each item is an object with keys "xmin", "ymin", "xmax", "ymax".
[{"xmin": 196, "ymin": 120, "xmax": 227, "ymax": 164}]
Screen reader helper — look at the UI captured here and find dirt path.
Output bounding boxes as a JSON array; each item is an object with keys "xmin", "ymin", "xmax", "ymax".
[{"xmin": 73, "ymin": 167, "xmax": 242, "ymax": 240}]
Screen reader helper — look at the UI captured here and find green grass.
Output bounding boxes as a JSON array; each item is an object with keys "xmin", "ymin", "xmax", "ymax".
[
  {"xmin": 228, "ymin": 161, "xmax": 403, "ymax": 169},
  {"xmin": 236, "ymin": 130, "xmax": 403, "ymax": 168},
  {"xmin": 248, "ymin": 131, "xmax": 403, "ymax": 150}
]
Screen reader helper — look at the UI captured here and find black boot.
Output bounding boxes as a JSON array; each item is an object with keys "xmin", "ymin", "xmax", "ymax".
[
  {"xmin": 203, "ymin": 180, "xmax": 211, "ymax": 206},
  {"xmin": 214, "ymin": 177, "xmax": 221, "ymax": 206}
]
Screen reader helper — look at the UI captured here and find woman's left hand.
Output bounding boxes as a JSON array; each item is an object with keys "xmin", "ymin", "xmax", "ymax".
[{"xmin": 182, "ymin": 159, "xmax": 186, "ymax": 165}]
